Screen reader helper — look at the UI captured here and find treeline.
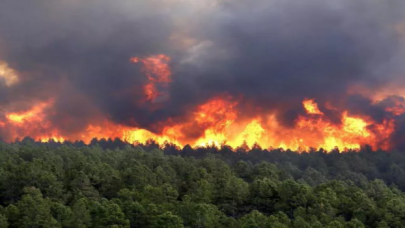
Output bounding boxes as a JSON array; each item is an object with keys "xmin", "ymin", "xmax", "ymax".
[
  {"xmin": 0, "ymin": 139, "xmax": 403, "ymax": 227},
  {"xmin": 22, "ymin": 137, "xmax": 405, "ymax": 190}
]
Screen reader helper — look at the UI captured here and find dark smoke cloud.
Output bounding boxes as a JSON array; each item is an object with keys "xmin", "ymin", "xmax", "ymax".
[
  {"xmin": 168, "ymin": 1, "xmax": 405, "ymax": 133},
  {"xmin": 1, "ymin": 0, "xmax": 405, "ymax": 144}
]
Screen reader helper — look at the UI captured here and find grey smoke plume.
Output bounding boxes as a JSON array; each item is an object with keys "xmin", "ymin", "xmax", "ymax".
[{"xmin": 1, "ymin": 0, "xmax": 405, "ymax": 147}]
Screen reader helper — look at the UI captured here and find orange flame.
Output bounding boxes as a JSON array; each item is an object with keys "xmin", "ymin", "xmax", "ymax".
[
  {"xmin": 130, "ymin": 55, "xmax": 171, "ymax": 101},
  {"xmin": 385, "ymin": 98, "xmax": 405, "ymax": 116},
  {"xmin": 4, "ymin": 101, "xmax": 66, "ymax": 142},
  {"xmin": 6, "ymin": 103, "xmax": 48, "ymax": 123},
  {"xmin": 0, "ymin": 55, "xmax": 402, "ymax": 152},
  {"xmin": 303, "ymin": 99, "xmax": 323, "ymax": 115},
  {"xmin": 0, "ymin": 96, "xmax": 398, "ymax": 152}
]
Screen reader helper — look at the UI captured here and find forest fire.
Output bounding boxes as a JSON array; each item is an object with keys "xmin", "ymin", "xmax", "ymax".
[
  {"xmin": 130, "ymin": 55, "xmax": 172, "ymax": 102},
  {"xmin": 0, "ymin": 54, "xmax": 403, "ymax": 151},
  {"xmin": 2, "ymin": 2, "xmax": 405, "ymax": 227},
  {"xmin": 303, "ymin": 99, "xmax": 323, "ymax": 115},
  {"xmin": 0, "ymin": 0, "xmax": 405, "ymax": 152},
  {"xmin": 0, "ymin": 89, "xmax": 400, "ymax": 151},
  {"xmin": 6, "ymin": 102, "xmax": 49, "ymax": 123}
]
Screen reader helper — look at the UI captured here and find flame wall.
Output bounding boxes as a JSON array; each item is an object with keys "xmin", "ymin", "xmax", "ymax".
[{"xmin": 1, "ymin": 0, "xmax": 405, "ymax": 151}]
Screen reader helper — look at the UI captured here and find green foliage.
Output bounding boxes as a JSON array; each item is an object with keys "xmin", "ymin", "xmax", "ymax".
[
  {"xmin": 0, "ymin": 141, "xmax": 403, "ymax": 227},
  {"xmin": 69, "ymin": 198, "xmax": 91, "ymax": 227},
  {"xmin": 10, "ymin": 187, "xmax": 58, "ymax": 227},
  {"xmin": 0, "ymin": 213, "xmax": 8, "ymax": 228},
  {"xmin": 151, "ymin": 212, "xmax": 184, "ymax": 228},
  {"xmin": 239, "ymin": 210, "xmax": 268, "ymax": 228}
]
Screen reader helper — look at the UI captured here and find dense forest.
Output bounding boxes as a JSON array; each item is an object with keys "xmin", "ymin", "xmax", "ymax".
[{"xmin": 0, "ymin": 138, "xmax": 404, "ymax": 227}]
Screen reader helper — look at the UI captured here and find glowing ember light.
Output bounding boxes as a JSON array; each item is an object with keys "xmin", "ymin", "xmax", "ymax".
[
  {"xmin": 3, "ymin": 101, "xmax": 68, "ymax": 142},
  {"xmin": 303, "ymin": 98, "xmax": 323, "ymax": 115},
  {"xmin": 0, "ymin": 95, "xmax": 398, "ymax": 152},
  {"xmin": 342, "ymin": 112, "xmax": 370, "ymax": 137},
  {"xmin": 6, "ymin": 102, "xmax": 49, "ymax": 124},
  {"xmin": 235, "ymin": 119, "xmax": 266, "ymax": 147},
  {"xmin": 40, "ymin": 137, "xmax": 65, "ymax": 143},
  {"xmin": 385, "ymin": 98, "xmax": 405, "ymax": 116},
  {"xmin": 194, "ymin": 97, "xmax": 237, "ymax": 129},
  {"xmin": 386, "ymin": 106, "xmax": 405, "ymax": 116},
  {"xmin": 130, "ymin": 55, "xmax": 171, "ymax": 101},
  {"xmin": 143, "ymin": 83, "xmax": 158, "ymax": 101},
  {"xmin": 1, "ymin": 54, "xmax": 402, "ymax": 152}
]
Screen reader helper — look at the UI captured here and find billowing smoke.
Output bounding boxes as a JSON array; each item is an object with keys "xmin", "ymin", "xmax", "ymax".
[{"xmin": 1, "ymin": 0, "xmax": 405, "ymax": 149}]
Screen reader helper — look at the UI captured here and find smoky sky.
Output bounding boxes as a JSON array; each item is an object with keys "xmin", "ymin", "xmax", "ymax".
[{"xmin": 1, "ymin": 0, "xmax": 405, "ymax": 137}]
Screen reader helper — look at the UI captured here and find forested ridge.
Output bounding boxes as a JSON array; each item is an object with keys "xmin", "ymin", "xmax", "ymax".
[{"xmin": 0, "ymin": 139, "xmax": 404, "ymax": 227}]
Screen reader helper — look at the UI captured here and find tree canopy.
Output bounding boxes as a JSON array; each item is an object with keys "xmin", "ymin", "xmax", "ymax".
[{"xmin": 0, "ymin": 139, "xmax": 404, "ymax": 227}]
